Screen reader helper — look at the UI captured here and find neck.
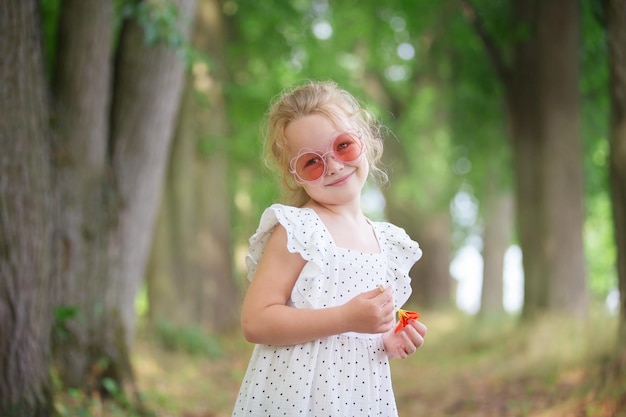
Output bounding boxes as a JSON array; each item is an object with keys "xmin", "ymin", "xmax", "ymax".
[{"xmin": 305, "ymin": 199, "xmax": 364, "ymax": 220}]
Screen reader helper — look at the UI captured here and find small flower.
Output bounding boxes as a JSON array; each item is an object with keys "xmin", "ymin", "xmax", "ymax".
[{"xmin": 394, "ymin": 309, "xmax": 421, "ymax": 333}]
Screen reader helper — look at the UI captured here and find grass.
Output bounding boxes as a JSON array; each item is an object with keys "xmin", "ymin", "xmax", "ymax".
[{"xmin": 55, "ymin": 308, "xmax": 626, "ymax": 417}]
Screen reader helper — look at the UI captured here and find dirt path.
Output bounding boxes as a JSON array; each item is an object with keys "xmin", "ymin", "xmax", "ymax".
[{"xmin": 129, "ymin": 313, "xmax": 625, "ymax": 417}]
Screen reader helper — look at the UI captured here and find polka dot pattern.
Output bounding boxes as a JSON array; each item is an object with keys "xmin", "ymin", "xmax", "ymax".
[{"xmin": 234, "ymin": 204, "xmax": 422, "ymax": 417}]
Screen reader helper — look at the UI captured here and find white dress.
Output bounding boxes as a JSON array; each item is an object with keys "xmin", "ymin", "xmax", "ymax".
[{"xmin": 232, "ymin": 204, "xmax": 422, "ymax": 417}]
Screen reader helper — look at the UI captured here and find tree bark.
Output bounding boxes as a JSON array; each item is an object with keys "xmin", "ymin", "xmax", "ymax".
[
  {"xmin": 504, "ymin": 4, "xmax": 548, "ymax": 316},
  {"xmin": 464, "ymin": 0, "xmax": 588, "ymax": 319},
  {"xmin": 0, "ymin": 1, "xmax": 55, "ymax": 415},
  {"xmin": 50, "ymin": 0, "xmax": 197, "ymax": 391},
  {"xmin": 51, "ymin": 0, "xmax": 116, "ymax": 388},
  {"xmin": 533, "ymin": 0, "xmax": 587, "ymax": 316},
  {"xmin": 109, "ymin": 0, "xmax": 197, "ymax": 347},
  {"xmin": 605, "ymin": 0, "xmax": 626, "ymax": 348}
]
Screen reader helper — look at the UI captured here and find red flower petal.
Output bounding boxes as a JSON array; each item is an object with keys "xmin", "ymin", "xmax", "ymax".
[{"xmin": 394, "ymin": 309, "xmax": 421, "ymax": 333}]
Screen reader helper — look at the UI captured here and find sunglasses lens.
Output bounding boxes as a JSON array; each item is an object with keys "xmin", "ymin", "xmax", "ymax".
[
  {"xmin": 295, "ymin": 152, "xmax": 326, "ymax": 182},
  {"xmin": 333, "ymin": 133, "xmax": 363, "ymax": 162}
]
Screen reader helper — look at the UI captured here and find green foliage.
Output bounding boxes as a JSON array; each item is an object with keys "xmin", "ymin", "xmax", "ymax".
[
  {"xmin": 135, "ymin": 284, "xmax": 149, "ymax": 317},
  {"xmin": 52, "ymin": 305, "xmax": 79, "ymax": 342},
  {"xmin": 56, "ymin": 312, "xmax": 619, "ymax": 417},
  {"xmin": 581, "ymin": 0, "xmax": 610, "ymax": 197},
  {"xmin": 443, "ymin": 0, "xmax": 513, "ymax": 199},
  {"xmin": 40, "ymin": 0, "xmax": 61, "ymax": 77},
  {"xmin": 53, "ymin": 375, "xmax": 154, "ymax": 417},
  {"xmin": 119, "ymin": 0, "xmax": 183, "ymax": 47},
  {"xmin": 53, "ymin": 305, "xmax": 79, "ymax": 322},
  {"xmin": 54, "ymin": 393, "xmax": 152, "ymax": 417},
  {"xmin": 580, "ymin": 0, "xmax": 614, "ymax": 299},
  {"xmin": 154, "ymin": 320, "xmax": 223, "ymax": 358},
  {"xmin": 118, "ymin": 0, "xmax": 209, "ymax": 69},
  {"xmin": 585, "ymin": 194, "xmax": 618, "ymax": 297}
]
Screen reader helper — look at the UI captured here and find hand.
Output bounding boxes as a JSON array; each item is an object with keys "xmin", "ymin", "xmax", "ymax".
[
  {"xmin": 383, "ymin": 319, "xmax": 427, "ymax": 359},
  {"xmin": 341, "ymin": 286, "xmax": 395, "ymax": 334}
]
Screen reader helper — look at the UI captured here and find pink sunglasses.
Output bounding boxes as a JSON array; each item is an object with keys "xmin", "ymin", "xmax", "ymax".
[{"xmin": 289, "ymin": 132, "xmax": 365, "ymax": 183}]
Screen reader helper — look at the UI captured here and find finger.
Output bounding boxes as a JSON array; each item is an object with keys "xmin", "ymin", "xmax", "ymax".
[
  {"xmin": 365, "ymin": 286, "xmax": 386, "ymax": 299},
  {"xmin": 409, "ymin": 320, "xmax": 427, "ymax": 337},
  {"xmin": 373, "ymin": 288, "xmax": 394, "ymax": 305},
  {"xmin": 403, "ymin": 322, "xmax": 425, "ymax": 348},
  {"xmin": 400, "ymin": 332, "xmax": 417, "ymax": 355}
]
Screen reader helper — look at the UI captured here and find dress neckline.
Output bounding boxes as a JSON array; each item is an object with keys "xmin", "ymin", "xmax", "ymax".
[{"xmin": 303, "ymin": 207, "xmax": 383, "ymax": 255}]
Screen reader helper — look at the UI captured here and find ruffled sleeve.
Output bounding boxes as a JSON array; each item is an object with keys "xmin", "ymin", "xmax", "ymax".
[
  {"xmin": 374, "ymin": 222, "xmax": 422, "ymax": 308},
  {"xmin": 246, "ymin": 204, "xmax": 322, "ymax": 279},
  {"xmin": 245, "ymin": 204, "xmax": 336, "ymax": 309}
]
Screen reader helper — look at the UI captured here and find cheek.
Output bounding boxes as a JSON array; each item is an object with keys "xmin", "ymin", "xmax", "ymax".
[{"xmin": 359, "ymin": 158, "xmax": 370, "ymax": 177}]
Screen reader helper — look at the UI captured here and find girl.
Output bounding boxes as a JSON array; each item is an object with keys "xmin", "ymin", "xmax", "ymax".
[{"xmin": 232, "ymin": 80, "xmax": 427, "ymax": 417}]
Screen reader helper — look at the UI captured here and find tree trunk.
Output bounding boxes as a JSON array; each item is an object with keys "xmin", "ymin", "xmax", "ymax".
[
  {"xmin": 109, "ymin": 0, "xmax": 197, "ymax": 348},
  {"xmin": 147, "ymin": 0, "xmax": 239, "ymax": 331},
  {"xmin": 0, "ymin": 1, "xmax": 55, "ymax": 415},
  {"xmin": 480, "ymin": 190, "xmax": 513, "ymax": 316},
  {"xmin": 504, "ymin": 0, "xmax": 546, "ymax": 318},
  {"xmin": 463, "ymin": 0, "xmax": 588, "ymax": 319},
  {"xmin": 51, "ymin": 0, "xmax": 116, "ymax": 388},
  {"xmin": 506, "ymin": 0, "xmax": 587, "ymax": 319},
  {"xmin": 51, "ymin": 0, "xmax": 197, "ymax": 391},
  {"xmin": 535, "ymin": 0, "xmax": 587, "ymax": 315},
  {"xmin": 605, "ymin": 0, "xmax": 626, "ymax": 349}
]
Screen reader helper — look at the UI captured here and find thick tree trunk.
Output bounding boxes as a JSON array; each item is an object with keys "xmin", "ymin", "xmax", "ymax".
[
  {"xmin": 463, "ymin": 0, "xmax": 588, "ymax": 319},
  {"xmin": 110, "ymin": 0, "xmax": 197, "ymax": 347},
  {"xmin": 507, "ymin": 0, "xmax": 587, "ymax": 319},
  {"xmin": 0, "ymin": 1, "xmax": 55, "ymax": 415},
  {"xmin": 480, "ymin": 190, "xmax": 513, "ymax": 316},
  {"xmin": 535, "ymin": 1, "xmax": 587, "ymax": 315},
  {"xmin": 605, "ymin": 0, "xmax": 626, "ymax": 348},
  {"xmin": 51, "ymin": 0, "xmax": 116, "ymax": 388},
  {"xmin": 52, "ymin": 0, "xmax": 196, "ymax": 390},
  {"xmin": 505, "ymin": 0, "xmax": 547, "ymax": 317},
  {"xmin": 147, "ymin": 0, "xmax": 239, "ymax": 331}
]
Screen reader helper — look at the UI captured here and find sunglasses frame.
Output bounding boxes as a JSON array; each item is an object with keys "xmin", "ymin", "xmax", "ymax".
[{"xmin": 288, "ymin": 131, "xmax": 365, "ymax": 184}]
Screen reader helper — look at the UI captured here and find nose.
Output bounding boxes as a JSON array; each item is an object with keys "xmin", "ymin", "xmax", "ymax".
[{"xmin": 325, "ymin": 154, "xmax": 345, "ymax": 175}]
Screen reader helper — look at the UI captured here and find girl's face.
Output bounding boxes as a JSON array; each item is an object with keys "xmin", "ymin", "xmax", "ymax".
[{"xmin": 284, "ymin": 114, "xmax": 369, "ymax": 206}]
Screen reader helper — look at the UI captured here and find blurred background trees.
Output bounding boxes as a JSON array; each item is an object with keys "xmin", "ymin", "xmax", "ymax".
[
  {"xmin": 1, "ymin": 0, "xmax": 624, "ymax": 415},
  {"xmin": 604, "ymin": 0, "xmax": 626, "ymax": 351}
]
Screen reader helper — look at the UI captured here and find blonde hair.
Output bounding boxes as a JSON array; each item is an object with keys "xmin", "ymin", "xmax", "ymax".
[{"xmin": 263, "ymin": 80, "xmax": 387, "ymax": 207}]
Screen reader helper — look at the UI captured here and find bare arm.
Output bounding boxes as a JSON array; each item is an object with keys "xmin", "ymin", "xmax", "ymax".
[{"xmin": 241, "ymin": 225, "xmax": 395, "ymax": 346}]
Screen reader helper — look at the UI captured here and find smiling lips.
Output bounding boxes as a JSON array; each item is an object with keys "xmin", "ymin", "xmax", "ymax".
[{"xmin": 326, "ymin": 171, "xmax": 354, "ymax": 186}]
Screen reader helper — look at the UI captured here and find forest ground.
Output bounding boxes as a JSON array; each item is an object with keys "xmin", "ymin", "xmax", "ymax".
[{"xmin": 55, "ymin": 308, "xmax": 626, "ymax": 417}]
